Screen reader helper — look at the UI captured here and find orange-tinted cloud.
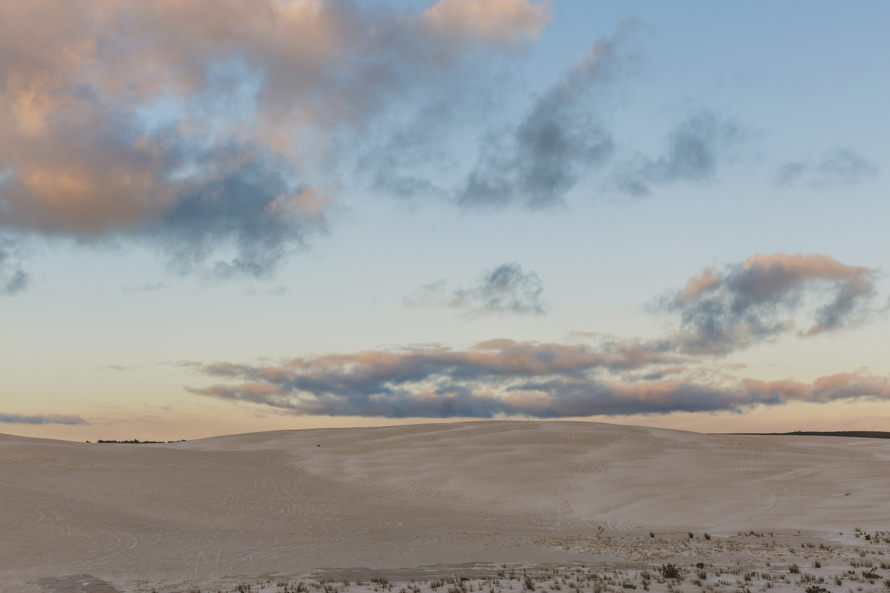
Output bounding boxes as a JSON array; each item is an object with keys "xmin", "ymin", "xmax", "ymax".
[
  {"xmin": 0, "ymin": 0, "xmax": 550, "ymax": 276},
  {"xmin": 661, "ymin": 253, "xmax": 879, "ymax": 354},
  {"xmin": 423, "ymin": 0, "xmax": 551, "ymax": 45}
]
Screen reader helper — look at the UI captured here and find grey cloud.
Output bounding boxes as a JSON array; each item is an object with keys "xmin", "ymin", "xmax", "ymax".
[
  {"xmin": 777, "ymin": 148, "xmax": 879, "ymax": 188},
  {"xmin": 358, "ymin": 99, "xmax": 463, "ymax": 201},
  {"xmin": 611, "ymin": 110, "xmax": 743, "ymax": 197},
  {"xmin": 245, "ymin": 285, "xmax": 289, "ymax": 297},
  {"xmin": 0, "ymin": 413, "xmax": 88, "ymax": 425},
  {"xmin": 407, "ymin": 263, "xmax": 545, "ymax": 317},
  {"xmin": 0, "ymin": 258, "xmax": 28, "ymax": 295},
  {"xmin": 660, "ymin": 253, "xmax": 879, "ymax": 355},
  {"xmin": 457, "ymin": 25, "xmax": 639, "ymax": 209},
  {"xmin": 369, "ymin": 168, "xmax": 446, "ymax": 201},
  {"xmin": 122, "ymin": 282, "xmax": 166, "ymax": 294},
  {"xmin": 0, "ymin": 237, "xmax": 28, "ymax": 295},
  {"xmin": 405, "ymin": 280, "xmax": 449, "ymax": 308},
  {"xmin": 157, "ymin": 148, "xmax": 327, "ymax": 278}
]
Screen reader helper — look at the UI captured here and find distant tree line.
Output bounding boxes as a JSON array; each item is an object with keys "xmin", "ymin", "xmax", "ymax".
[
  {"xmin": 785, "ymin": 431, "xmax": 890, "ymax": 439},
  {"xmin": 731, "ymin": 431, "xmax": 890, "ymax": 439}
]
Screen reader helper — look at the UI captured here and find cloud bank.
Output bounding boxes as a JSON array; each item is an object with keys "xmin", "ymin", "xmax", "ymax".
[
  {"xmin": 188, "ymin": 252, "xmax": 888, "ymax": 418},
  {"xmin": 186, "ymin": 338, "xmax": 889, "ymax": 418}
]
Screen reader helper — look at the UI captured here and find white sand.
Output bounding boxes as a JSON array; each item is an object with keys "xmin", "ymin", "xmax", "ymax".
[{"xmin": 1, "ymin": 421, "xmax": 888, "ymax": 592}]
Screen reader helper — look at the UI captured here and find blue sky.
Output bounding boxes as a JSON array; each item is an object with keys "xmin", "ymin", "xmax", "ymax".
[{"xmin": 1, "ymin": 0, "xmax": 888, "ymax": 440}]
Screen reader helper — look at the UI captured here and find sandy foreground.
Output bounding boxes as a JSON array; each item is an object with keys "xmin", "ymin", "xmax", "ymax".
[{"xmin": 1, "ymin": 421, "xmax": 889, "ymax": 593}]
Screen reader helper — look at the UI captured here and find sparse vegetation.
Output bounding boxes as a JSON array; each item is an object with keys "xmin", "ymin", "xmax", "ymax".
[
  {"xmin": 660, "ymin": 564, "xmax": 682, "ymax": 580},
  {"xmin": 85, "ymin": 527, "xmax": 890, "ymax": 593}
]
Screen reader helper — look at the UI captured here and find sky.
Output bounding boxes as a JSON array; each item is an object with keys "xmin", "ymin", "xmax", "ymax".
[{"xmin": 1, "ymin": 0, "xmax": 889, "ymax": 441}]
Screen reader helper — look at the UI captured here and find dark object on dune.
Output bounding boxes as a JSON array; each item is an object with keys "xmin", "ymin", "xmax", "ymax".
[{"xmin": 729, "ymin": 431, "xmax": 890, "ymax": 439}]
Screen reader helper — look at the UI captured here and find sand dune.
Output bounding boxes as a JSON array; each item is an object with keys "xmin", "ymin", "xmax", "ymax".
[{"xmin": 1, "ymin": 421, "xmax": 888, "ymax": 592}]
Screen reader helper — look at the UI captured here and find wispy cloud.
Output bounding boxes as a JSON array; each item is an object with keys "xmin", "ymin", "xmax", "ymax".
[
  {"xmin": 406, "ymin": 263, "xmax": 545, "ymax": 317},
  {"xmin": 122, "ymin": 282, "xmax": 166, "ymax": 294},
  {"xmin": 0, "ymin": 413, "xmax": 88, "ymax": 425},
  {"xmin": 0, "ymin": 237, "xmax": 28, "ymax": 295},
  {"xmin": 457, "ymin": 23, "xmax": 640, "ymax": 208},
  {"xmin": 610, "ymin": 110, "xmax": 743, "ymax": 197},
  {"xmin": 776, "ymin": 148, "xmax": 879, "ymax": 188}
]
